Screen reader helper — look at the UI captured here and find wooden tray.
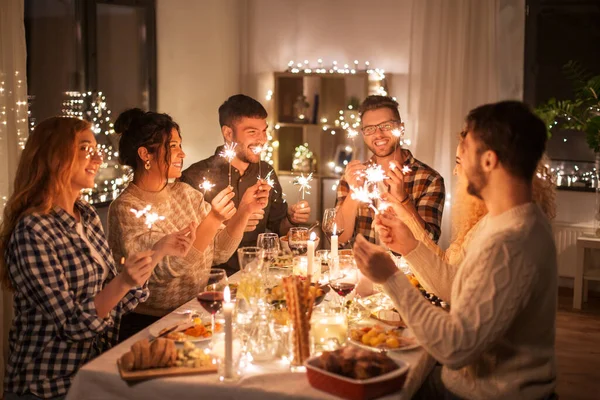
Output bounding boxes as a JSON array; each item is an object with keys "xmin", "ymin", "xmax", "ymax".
[{"xmin": 117, "ymin": 359, "xmax": 217, "ymax": 382}]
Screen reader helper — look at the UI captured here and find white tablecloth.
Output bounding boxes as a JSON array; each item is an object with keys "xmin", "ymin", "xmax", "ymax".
[{"xmin": 67, "ymin": 285, "xmax": 435, "ymax": 400}]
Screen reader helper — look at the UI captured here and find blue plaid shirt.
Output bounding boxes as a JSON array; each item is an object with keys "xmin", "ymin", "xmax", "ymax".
[{"xmin": 4, "ymin": 201, "xmax": 149, "ymax": 398}]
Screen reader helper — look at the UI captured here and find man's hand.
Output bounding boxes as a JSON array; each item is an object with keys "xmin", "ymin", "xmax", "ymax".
[
  {"xmin": 386, "ymin": 162, "xmax": 407, "ymax": 201},
  {"xmin": 343, "ymin": 160, "xmax": 366, "ymax": 188},
  {"xmin": 374, "ymin": 204, "xmax": 418, "ymax": 255},
  {"xmin": 353, "ymin": 235, "xmax": 399, "ymax": 284},
  {"xmin": 240, "ymin": 181, "xmax": 271, "ymax": 214},
  {"xmin": 288, "ymin": 200, "xmax": 311, "ymax": 224},
  {"xmin": 245, "ymin": 209, "xmax": 265, "ymax": 232}
]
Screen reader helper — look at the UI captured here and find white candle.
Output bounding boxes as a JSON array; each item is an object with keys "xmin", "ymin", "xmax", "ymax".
[
  {"xmin": 307, "ymin": 232, "xmax": 316, "ymax": 281},
  {"xmin": 331, "ymin": 223, "xmax": 338, "ymax": 260},
  {"xmin": 223, "ymin": 286, "xmax": 234, "ymax": 379}
]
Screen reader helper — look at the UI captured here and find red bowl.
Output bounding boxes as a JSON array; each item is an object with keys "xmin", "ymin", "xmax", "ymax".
[{"xmin": 304, "ymin": 355, "xmax": 409, "ymax": 400}]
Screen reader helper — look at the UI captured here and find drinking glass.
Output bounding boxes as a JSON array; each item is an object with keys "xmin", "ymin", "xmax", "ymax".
[
  {"xmin": 237, "ymin": 247, "xmax": 265, "ymax": 309},
  {"xmin": 322, "ymin": 208, "xmax": 344, "ymax": 245},
  {"xmin": 288, "ymin": 227, "xmax": 309, "ymax": 255},
  {"xmin": 197, "ymin": 268, "xmax": 228, "ymax": 334},
  {"xmin": 257, "ymin": 232, "xmax": 280, "ymax": 272}
]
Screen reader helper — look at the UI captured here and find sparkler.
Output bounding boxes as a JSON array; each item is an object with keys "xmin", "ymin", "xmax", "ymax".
[
  {"xmin": 130, "ymin": 205, "xmax": 165, "ymax": 229},
  {"xmin": 391, "ymin": 127, "xmax": 405, "ymax": 162},
  {"xmin": 293, "ymin": 172, "xmax": 313, "ymax": 200},
  {"xmin": 401, "ymin": 165, "xmax": 411, "ymax": 175},
  {"xmin": 350, "ymin": 183, "xmax": 382, "ymax": 214},
  {"xmin": 363, "ymin": 163, "xmax": 387, "ymax": 185},
  {"xmin": 200, "ymin": 177, "xmax": 215, "ymax": 194},
  {"xmin": 219, "ymin": 142, "xmax": 237, "ymax": 186},
  {"xmin": 251, "ymin": 144, "xmax": 265, "ymax": 178},
  {"xmin": 261, "ymin": 169, "xmax": 277, "ymax": 193}
]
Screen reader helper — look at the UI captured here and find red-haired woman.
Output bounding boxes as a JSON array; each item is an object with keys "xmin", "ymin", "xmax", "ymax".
[{"xmin": 0, "ymin": 117, "xmax": 155, "ymax": 400}]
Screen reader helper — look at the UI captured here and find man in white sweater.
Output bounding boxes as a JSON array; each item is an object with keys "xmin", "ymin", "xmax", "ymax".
[{"xmin": 354, "ymin": 101, "xmax": 556, "ymax": 400}]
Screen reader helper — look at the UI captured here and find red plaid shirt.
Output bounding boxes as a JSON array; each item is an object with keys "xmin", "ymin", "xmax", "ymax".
[{"xmin": 335, "ymin": 149, "xmax": 445, "ymax": 244}]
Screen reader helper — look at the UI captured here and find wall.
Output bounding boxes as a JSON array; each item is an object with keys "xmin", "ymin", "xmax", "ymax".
[
  {"xmin": 156, "ymin": 0, "xmax": 243, "ymax": 165},
  {"xmin": 241, "ymin": 0, "xmax": 413, "ymax": 116}
]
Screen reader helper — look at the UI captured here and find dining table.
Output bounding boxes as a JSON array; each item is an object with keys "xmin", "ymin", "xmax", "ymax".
[{"xmin": 66, "ymin": 273, "xmax": 436, "ymax": 400}]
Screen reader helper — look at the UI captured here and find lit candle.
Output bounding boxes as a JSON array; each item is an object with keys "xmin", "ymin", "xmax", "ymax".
[
  {"xmin": 331, "ymin": 223, "xmax": 338, "ymax": 260},
  {"xmin": 223, "ymin": 286, "xmax": 234, "ymax": 379},
  {"xmin": 307, "ymin": 232, "xmax": 316, "ymax": 281}
]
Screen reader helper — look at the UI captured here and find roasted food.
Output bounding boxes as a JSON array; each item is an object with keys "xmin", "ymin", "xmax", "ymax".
[
  {"xmin": 350, "ymin": 325, "xmax": 415, "ymax": 349},
  {"xmin": 120, "ymin": 338, "xmax": 177, "ymax": 371},
  {"xmin": 317, "ymin": 346, "xmax": 399, "ymax": 380}
]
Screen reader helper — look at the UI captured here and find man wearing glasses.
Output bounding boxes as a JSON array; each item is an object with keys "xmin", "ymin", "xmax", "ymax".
[{"xmin": 335, "ymin": 95, "xmax": 445, "ymax": 245}]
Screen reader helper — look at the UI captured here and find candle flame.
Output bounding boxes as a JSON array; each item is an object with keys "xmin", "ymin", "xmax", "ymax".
[
  {"xmin": 310, "ymin": 232, "xmax": 317, "ymax": 241},
  {"xmin": 224, "ymin": 286, "xmax": 231, "ymax": 303},
  {"xmin": 333, "ymin": 223, "xmax": 337, "ymax": 235}
]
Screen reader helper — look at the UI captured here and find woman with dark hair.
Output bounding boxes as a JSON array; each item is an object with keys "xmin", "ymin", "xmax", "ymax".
[
  {"xmin": 0, "ymin": 117, "xmax": 154, "ymax": 400},
  {"xmin": 108, "ymin": 109, "xmax": 268, "ymax": 341}
]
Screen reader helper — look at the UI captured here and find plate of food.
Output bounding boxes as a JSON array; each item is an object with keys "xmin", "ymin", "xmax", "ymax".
[
  {"xmin": 149, "ymin": 318, "xmax": 222, "ymax": 343},
  {"xmin": 265, "ymin": 280, "xmax": 330, "ymax": 307},
  {"xmin": 349, "ymin": 325, "xmax": 419, "ymax": 352}
]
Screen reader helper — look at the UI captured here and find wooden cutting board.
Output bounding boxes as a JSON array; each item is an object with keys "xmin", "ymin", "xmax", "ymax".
[{"xmin": 117, "ymin": 359, "xmax": 217, "ymax": 382}]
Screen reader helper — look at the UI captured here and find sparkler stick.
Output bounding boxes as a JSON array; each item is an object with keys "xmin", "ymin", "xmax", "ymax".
[
  {"xmin": 293, "ymin": 172, "xmax": 313, "ymax": 200},
  {"xmin": 219, "ymin": 142, "xmax": 237, "ymax": 186},
  {"xmin": 251, "ymin": 144, "xmax": 265, "ymax": 178},
  {"xmin": 347, "ymin": 128, "xmax": 359, "ymax": 159}
]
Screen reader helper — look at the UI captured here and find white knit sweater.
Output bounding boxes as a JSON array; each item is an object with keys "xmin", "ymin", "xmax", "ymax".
[
  {"xmin": 108, "ymin": 182, "xmax": 241, "ymax": 316},
  {"xmin": 385, "ymin": 203, "xmax": 556, "ymax": 399}
]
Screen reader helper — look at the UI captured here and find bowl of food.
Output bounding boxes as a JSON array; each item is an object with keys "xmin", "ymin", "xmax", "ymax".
[
  {"xmin": 305, "ymin": 346, "xmax": 409, "ymax": 400},
  {"xmin": 266, "ymin": 281, "xmax": 330, "ymax": 307}
]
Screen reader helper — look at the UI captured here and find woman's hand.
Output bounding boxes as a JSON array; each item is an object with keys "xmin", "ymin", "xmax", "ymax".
[
  {"xmin": 209, "ymin": 186, "xmax": 237, "ymax": 222},
  {"xmin": 353, "ymin": 235, "xmax": 399, "ymax": 284},
  {"xmin": 152, "ymin": 222, "xmax": 197, "ymax": 258},
  {"xmin": 119, "ymin": 250, "xmax": 155, "ymax": 287}
]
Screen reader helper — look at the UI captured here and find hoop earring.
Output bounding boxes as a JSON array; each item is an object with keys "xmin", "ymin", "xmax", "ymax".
[{"xmin": 145, "ymin": 160, "xmax": 151, "ymax": 170}]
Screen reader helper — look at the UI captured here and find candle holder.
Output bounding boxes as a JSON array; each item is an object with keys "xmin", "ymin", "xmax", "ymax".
[{"xmin": 212, "ymin": 335, "xmax": 244, "ymax": 383}]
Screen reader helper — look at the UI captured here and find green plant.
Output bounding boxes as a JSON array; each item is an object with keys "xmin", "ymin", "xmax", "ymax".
[{"xmin": 536, "ymin": 61, "xmax": 600, "ymax": 151}]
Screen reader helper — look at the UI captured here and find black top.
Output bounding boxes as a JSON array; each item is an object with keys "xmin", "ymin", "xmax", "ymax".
[{"xmin": 180, "ymin": 146, "xmax": 289, "ymax": 275}]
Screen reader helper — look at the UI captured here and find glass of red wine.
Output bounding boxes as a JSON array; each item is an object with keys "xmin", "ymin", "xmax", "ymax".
[
  {"xmin": 197, "ymin": 268, "xmax": 228, "ymax": 335},
  {"xmin": 328, "ymin": 255, "xmax": 358, "ymax": 310}
]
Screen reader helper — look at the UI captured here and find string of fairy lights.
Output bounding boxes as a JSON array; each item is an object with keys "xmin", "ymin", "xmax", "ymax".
[{"xmin": 62, "ymin": 91, "xmax": 131, "ymax": 204}]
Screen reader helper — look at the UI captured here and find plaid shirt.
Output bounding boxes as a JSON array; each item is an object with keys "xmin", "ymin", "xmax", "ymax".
[
  {"xmin": 336, "ymin": 149, "xmax": 445, "ymax": 244},
  {"xmin": 4, "ymin": 201, "xmax": 149, "ymax": 398}
]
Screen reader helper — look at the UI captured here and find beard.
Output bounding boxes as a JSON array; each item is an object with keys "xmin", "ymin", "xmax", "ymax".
[
  {"xmin": 465, "ymin": 163, "xmax": 487, "ymax": 200},
  {"xmin": 451, "ymin": 175, "xmax": 488, "ymax": 241}
]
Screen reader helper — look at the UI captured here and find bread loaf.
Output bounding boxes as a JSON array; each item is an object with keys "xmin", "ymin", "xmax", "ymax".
[{"xmin": 120, "ymin": 338, "xmax": 177, "ymax": 371}]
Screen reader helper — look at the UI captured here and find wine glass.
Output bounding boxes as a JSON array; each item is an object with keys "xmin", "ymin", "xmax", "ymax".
[
  {"xmin": 328, "ymin": 255, "xmax": 358, "ymax": 310},
  {"xmin": 197, "ymin": 268, "xmax": 227, "ymax": 335},
  {"xmin": 288, "ymin": 227, "xmax": 309, "ymax": 255},
  {"xmin": 322, "ymin": 208, "xmax": 344, "ymax": 245},
  {"xmin": 257, "ymin": 233, "xmax": 280, "ymax": 266}
]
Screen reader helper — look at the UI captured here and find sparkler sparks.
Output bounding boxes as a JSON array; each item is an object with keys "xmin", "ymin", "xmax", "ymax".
[
  {"xmin": 293, "ymin": 172, "xmax": 313, "ymax": 200},
  {"xmin": 363, "ymin": 164, "xmax": 387, "ymax": 184},
  {"xmin": 346, "ymin": 128, "xmax": 359, "ymax": 139},
  {"xmin": 401, "ymin": 165, "xmax": 411, "ymax": 175},
  {"xmin": 130, "ymin": 205, "xmax": 165, "ymax": 229},
  {"xmin": 219, "ymin": 142, "xmax": 237, "ymax": 162},
  {"xmin": 200, "ymin": 178, "xmax": 215, "ymax": 193}
]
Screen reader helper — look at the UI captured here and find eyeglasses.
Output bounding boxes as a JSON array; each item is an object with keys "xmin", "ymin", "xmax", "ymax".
[{"xmin": 361, "ymin": 120, "xmax": 401, "ymax": 136}]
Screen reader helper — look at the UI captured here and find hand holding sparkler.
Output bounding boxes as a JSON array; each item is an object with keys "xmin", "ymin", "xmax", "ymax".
[
  {"xmin": 342, "ymin": 160, "xmax": 366, "ymax": 187},
  {"xmin": 118, "ymin": 250, "xmax": 156, "ymax": 287},
  {"xmin": 209, "ymin": 186, "xmax": 236, "ymax": 222},
  {"xmin": 251, "ymin": 144, "xmax": 266, "ymax": 178},
  {"xmin": 240, "ymin": 180, "xmax": 271, "ymax": 212},
  {"xmin": 287, "ymin": 200, "xmax": 311, "ymax": 224},
  {"xmin": 151, "ymin": 222, "xmax": 198, "ymax": 262},
  {"xmin": 386, "ymin": 160, "xmax": 412, "ymax": 203}
]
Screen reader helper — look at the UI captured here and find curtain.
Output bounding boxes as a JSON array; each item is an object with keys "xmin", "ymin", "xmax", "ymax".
[
  {"xmin": 406, "ymin": 0, "xmax": 525, "ymax": 249},
  {"xmin": 0, "ymin": 0, "xmax": 28, "ymax": 392}
]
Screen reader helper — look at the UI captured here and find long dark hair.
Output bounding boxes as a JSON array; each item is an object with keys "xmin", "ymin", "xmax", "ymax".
[{"xmin": 114, "ymin": 108, "xmax": 181, "ymax": 186}]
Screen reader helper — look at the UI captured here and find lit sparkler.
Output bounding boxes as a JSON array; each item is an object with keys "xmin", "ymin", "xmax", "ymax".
[
  {"xmin": 200, "ymin": 177, "xmax": 215, "ymax": 194},
  {"xmin": 251, "ymin": 144, "xmax": 265, "ymax": 178},
  {"xmin": 293, "ymin": 172, "xmax": 313, "ymax": 200},
  {"xmin": 347, "ymin": 128, "xmax": 359, "ymax": 160},
  {"xmin": 219, "ymin": 142, "xmax": 237, "ymax": 186},
  {"xmin": 130, "ymin": 205, "xmax": 165, "ymax": 229},
  {"xmin": 363, "ymin": 163, "xmax": 387, "ymax": 185},
  {"xmin": 401, "ymin": 165, "xmax": 411, "ymax": 175}
]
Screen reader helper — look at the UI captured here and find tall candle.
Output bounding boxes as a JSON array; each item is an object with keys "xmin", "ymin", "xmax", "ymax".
[
  {"xmin": 331, "ymin": 223, "xmax": 338, "ymax": 260},
  {"xmin": 223, "ymin": 286, "xmax": 234, "ymax": 379},
  {"xmin": 307, "ymin": 232, "xmax": 316, "ymax": 281}
]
